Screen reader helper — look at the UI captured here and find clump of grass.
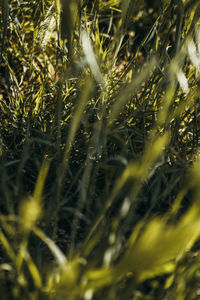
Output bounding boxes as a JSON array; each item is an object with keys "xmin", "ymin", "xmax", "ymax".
[{"xmin": 1, "ymin": 0, "xmax": 200, "ymax": 299}]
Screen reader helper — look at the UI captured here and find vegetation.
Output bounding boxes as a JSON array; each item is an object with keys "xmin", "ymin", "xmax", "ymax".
[{"xmin": 1, "ymin": 0, "xmax": 200, "ymax": 299}]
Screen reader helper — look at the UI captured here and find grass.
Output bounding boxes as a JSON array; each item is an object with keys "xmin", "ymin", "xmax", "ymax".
[{"xmin": 1, "ymin": 0, "xmax": 200, "ymax": 299}]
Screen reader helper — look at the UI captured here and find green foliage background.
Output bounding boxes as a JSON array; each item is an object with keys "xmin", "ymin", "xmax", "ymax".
[{"xmin": 1, "ymin": 0, "xmax": 200, "ymax": 299}]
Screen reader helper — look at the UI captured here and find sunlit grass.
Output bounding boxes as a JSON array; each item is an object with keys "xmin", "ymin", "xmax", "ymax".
[{"xmin": 1, "ymin": 0, "xmax": 200, "ymax": 299}]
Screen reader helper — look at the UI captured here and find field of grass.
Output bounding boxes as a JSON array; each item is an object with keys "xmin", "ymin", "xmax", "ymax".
[{"xmin": 1, "ymin": 0, "xmax": 200, "ymax": 299}]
